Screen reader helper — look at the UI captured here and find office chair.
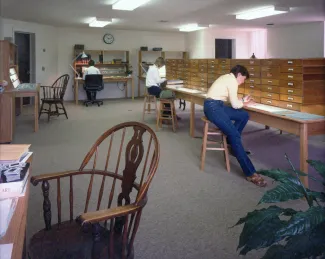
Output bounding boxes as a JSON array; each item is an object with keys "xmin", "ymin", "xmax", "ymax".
[{"xmin": 83, "ymin": 74, "xmax": 104, "ymax": 107}]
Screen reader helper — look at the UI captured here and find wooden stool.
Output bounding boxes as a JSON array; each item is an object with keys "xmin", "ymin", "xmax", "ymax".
[
  {"xmin": 200, "ymin": 116, "xmax": 230, "ymax": 172},
  {"xmin": 142, "ymin": 93, "xmax": 157, "ymax": 122},
  {"xmin": 156, "ymin": 99, "xmax": 178, "ymax": 132}
]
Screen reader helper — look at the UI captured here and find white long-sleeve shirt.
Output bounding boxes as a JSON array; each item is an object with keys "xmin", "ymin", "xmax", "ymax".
[
  {"xmin": 206, "ymin": 73, "xmax": 244, "ymax": 109},
  {"xmin": 146, "ymin": 65, "xmax": 166, "ymax": 87},
  {"xmin": 83, "ymin": 66, "xmax": 101, "ymax": 80}
]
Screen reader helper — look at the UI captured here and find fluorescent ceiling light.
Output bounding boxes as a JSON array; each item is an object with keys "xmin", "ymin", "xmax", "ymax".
[
  {"xmin": 179, "ymin": 23, "xmax": 207, "ymax": 32},
  {"xmin": 89, "ymin": 18, "xmax": 112, "ymax": 27},
  {"xmin": 236, "ymin": 6, "xmax": 289, "ymax": 20},
  {"xmin": 113, "ymin": 0, "xmax": 151, "ymax": 11}
]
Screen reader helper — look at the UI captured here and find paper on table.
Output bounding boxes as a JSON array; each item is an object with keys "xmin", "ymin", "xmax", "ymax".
[
  {"xmin": 248, "ymin": 103, "xmax": 287, "ymax": 113},
  {"xmin": 0, "ymin": 198, "xmax": 18, "ymax": 238},
  {"xmin": 0, "ymin": 244, "xmax": 13, "ymax": 259}
]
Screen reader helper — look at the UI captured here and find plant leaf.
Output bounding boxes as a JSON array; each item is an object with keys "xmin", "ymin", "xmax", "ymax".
[
  {"xmin": 277, "ymin": 206, "xmax": 325, "ymax": 237},
  {"xmin": 307, "ymin": 189, "xmax": 325, "ymax": 203},
  {"xmin": 234, "ymin": 206, "xmax": 298, "ymax": 255},
  {"xmin": 307, "ymin": 160, "xmax": 325, "ymax": 180},
  {"xmin": 258, "ymin": 169, "xmax": 296, "ymax": 182},
  {"xmin": 262, "ymin": 221, "xmax": 325, "ymax": 259},
  {"xmin": 258, "ymin": 179, "xmax": 305, "ymax": 204},
  {"xmin": 292, "ymin": 170, "xmax": 325, "ymax": 185}
]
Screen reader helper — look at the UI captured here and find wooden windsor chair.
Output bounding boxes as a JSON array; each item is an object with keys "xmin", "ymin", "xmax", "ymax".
[{"xmin": 28, "ymin": 121, "xmax": 160, "ymax": 259}]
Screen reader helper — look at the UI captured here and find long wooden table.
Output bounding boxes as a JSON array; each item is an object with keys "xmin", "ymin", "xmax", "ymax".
[
  {"xmin": 167, "ymin": 86, "xmax": 325, "ymax": 187},
  {"xmin": 74, "ymin": 76, "xmax": 135, "ymax": 105},
  {"xmin": 0, "ymin": 153, "xmax": 33, "ymax": 259}
]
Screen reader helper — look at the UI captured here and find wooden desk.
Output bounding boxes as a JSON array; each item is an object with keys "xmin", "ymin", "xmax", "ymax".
[
  {"xmin": 0, "ymin": 153, "xmax": 33, "ymax": 259},
  {"xmin": 74, "ymin": 76, "xmax": 135, "ymax": 105},
  {"xmin": 0, "ymin": 86, "xmax": 39, "ymax": 143},
  {"xmin": 167, "ymin": 86, "xmax": 325, "ymax": 187}
]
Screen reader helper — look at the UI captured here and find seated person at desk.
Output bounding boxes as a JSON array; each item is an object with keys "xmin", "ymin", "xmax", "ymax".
[
  {"xmin": 204, "ymin": 65, "xmax": 267, "ymax": 187},
  {"xmin": 83, "ymin": 59, "xmax": 101, "ymax": 100}
]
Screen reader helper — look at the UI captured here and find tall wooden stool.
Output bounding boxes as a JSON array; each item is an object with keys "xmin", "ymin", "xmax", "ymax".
[
  {"xmin": 142, "ymin": 93, "xmax": 158, "ymax": 122},
  {"xmin": 156, "ymin": 99, "xmax": 178, "ymax": 132},
  {"xmin": 200, "ymin": 116, "xmax": 230, "ymax": 172}
]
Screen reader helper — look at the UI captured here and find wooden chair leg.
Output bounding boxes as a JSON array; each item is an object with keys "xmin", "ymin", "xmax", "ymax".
[
  {"xmin": 47, "ymin": 104, "xmax": 52, "ymax": 122},
  {"xmin": 222, "ymin": 135, "xmax": 230, "ymax": 172},
  {"xmin": 170, "ymin": 102, "xmax": 176, "ymax": 132},
  {"xmin": 61, "ymin": 102, "xmax": 68, "ymax": 119},
  {"xmin": 156, "ymin": 102, "xmax": 160, "ymax": 131},
  {"xmin": 200, "ymin": 122, "xmax": 208, "ymax": 171},
  {"xmin": 39, "ymin": 102, "xmax": 44, "ymax": 119},
  {"xmin": 142, "ymin": 96, "xmax": 147, "ymax": 122}
]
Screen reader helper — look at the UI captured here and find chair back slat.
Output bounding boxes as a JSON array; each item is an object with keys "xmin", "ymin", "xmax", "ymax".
[
  {"xmin": 57, "ymin": 178, "xmax": 62, "ymax": 224},
  {"xmin": 84, "ymin": 148, "xmax": 98, "ymax": 213},
  {"xmin": 69, "ymin": 176, "xmax": 73, "ymax": 222}
]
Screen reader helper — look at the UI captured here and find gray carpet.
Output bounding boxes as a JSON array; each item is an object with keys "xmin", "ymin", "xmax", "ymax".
[{"xmin": 13, "ymin": 99, "xmax": 324, "ymax": 259}]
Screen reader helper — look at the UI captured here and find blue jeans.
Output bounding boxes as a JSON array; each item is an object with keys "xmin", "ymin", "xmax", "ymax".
[{"xmin": 203, "ymin": 99, "xmax": 255, "ymax": 177}]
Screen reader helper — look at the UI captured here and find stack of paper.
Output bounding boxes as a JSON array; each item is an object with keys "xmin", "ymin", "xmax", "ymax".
[{"xmin": 0, "ymin": 197, "xmax": 18, "ymax": 238}]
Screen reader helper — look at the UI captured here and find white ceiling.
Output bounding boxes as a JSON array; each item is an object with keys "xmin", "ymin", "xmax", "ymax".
[{"xmin": 1, "ymin": 0, "xmax": 325, "ymax": 32}]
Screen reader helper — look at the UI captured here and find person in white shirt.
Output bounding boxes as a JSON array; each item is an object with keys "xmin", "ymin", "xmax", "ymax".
[
  {"xmin": 146, "ymin": 57, "xmax": 166, "ymax": 96},
  {"xmin": 83, "ymin": 60, "xmax": 101, "ymax": 80}
]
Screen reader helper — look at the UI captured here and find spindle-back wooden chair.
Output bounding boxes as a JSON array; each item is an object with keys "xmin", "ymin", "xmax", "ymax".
[
  {"xmin": 28, "ymin": 121, "xmax": 160, "ymax": 259},
  {"xmin": 39, "ymin": 74, "xmax": 69, "ymax": 122}
]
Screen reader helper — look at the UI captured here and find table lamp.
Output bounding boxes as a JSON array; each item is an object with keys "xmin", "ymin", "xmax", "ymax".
[{"xmin": 70, "ymin": 51, "xmax": 88, "ymax": 78}]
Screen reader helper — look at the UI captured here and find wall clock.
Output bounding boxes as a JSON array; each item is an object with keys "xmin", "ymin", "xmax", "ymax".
[{"xmin": 103, "ymin": 33, "xmax": 114, "ymax": 44}]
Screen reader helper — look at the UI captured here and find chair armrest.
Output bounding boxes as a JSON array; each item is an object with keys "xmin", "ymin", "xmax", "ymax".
[
  {"xmin": 31, "ymin": 170, "xmax": 81, "ymax": 185},
  {"xmin": 78, "ymin": 204, "xmax": 142, "ymax": 225}
]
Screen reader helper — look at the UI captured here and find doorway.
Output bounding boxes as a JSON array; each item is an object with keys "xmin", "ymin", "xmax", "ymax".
[
  {"xmin": 215, "ymin": 39, "xmax": 235, "ymax": 59},
  {"xmin": 14, "ymin": 32, "xmax": 36, "ymax": 105}
]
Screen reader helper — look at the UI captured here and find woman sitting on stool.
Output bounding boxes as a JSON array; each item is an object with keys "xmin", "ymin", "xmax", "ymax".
[{"xmin": 204, "ymin": 65, "xmax": 267, "ymax": 187}]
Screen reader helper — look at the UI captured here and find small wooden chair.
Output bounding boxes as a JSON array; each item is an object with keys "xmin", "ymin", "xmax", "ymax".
[
  {"xmin": 156, "ymin": 99, "xmax": 177, "ymax": 132},
  {"xmin": 200, "ymin": 116, "xmax": 230, "ymax": 172},
  {"xmin": 142, "ymin": 90, "xmax": 157, "ymax": 122}
]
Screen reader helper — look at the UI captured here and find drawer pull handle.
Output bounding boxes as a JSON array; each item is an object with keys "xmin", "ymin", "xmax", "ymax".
[
  {"xmin": 267, "ymin": 87, "xmax": 272, "ymax": 90},
  {"xmin": 267, "ymin": 101, "xmax": 272, "ymax": 104},
  {"xmin": 288, "ymin": 75, "xmax": 293, "ymax": 79},
  {"xmin": 288, "ymin": 83, "xmax": 293, "ymax": 86},
  {"xmin": 288, "ymin": 68, "xmax": 294, "ymax": 71},
  {"xmin": 250, "ymin": 85, "xmax": 254, "ymax": 88},
  {"xmin": 268, "ymin": 80, "xmax": 272, "ymax": 83},
  {"xmin": 288, "ymin": 97, "xmax": 294, "ymax": 100},
  {"xmin": 251, "ymin": 73, "xmax": 254, "ymax": 76},
  {"xmin": 250, "ymin": 80, "xmax": 255, "ymax": 82},
  {"xmin": 288, "ymin": 90, "xmax": 294, "ymax": 93},
  {"xmin": 287, "ymin": 104, "xmax": 293, "ymax": 108},
  {"xmin": 267, "ymin": 94, "xmax": 272, "ymax": 97},
  {"xmin": 288, "ymin": 61, "xmax": 293, "ymax": 64}
]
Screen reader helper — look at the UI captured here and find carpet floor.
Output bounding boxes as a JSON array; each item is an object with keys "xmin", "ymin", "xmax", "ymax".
[{"xmin": 13, "ymin": 99, "xmax": 325, "ymax": 259}]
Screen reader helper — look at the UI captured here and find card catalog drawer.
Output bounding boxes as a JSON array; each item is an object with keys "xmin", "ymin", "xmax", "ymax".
[
  {"xmin": 261, "ymin": 92, "xmax": 280, "ymax": 100},
  {"xmin": 208, "ymin": 69, "xmax": 218, "ymax": 75},
  {"xmin": 261, "ymin": 59, "xmax": 281, "ymax": 66},
  {"xmin": 277, "ymin": 101, "xmax": 301, "ymax": 111},
  {"xmin": 281, "ymin": 59, "xmax": 303, "ymax": 67},
  {"xmin": 218, "ymin": 59, "xmax": 230, "ymax": 65},
  {"xmin": 246, "ymin": 66, "xmax": 261, "ymax": 72},
  {"xmin": 208, "ymin": 64, "xmax": 218, "ymax": 69},
  {"xmin": 252, "ymin": 96, "xmax": 261, "ymax": 103},
  {"xmin": 198, "ymin": 67, "xmax": 208, "ymax": 73},
  {"xmin": 261, "ymin": 66, "xmax": 280, "ymax": 73},
  {"xmin": 208, "ymin": 59, "xmax": 219, "ymax": 65},
  {"xmin": 279, "ymin": 87, "xmax": 303, "ymax": 96},
  {"xmin": 198, "ymin": 63, "xmax": 208, "ymax": 69},
  {"xmin": 261, "ymin": 71, "xmax": 280, "ymax": 79},
  {"xmin": 280, "ymin": 73, "xmax": 303, "ymax": 81},
  {"xmin": 261, "ymin": 79, "xmax": 280, "ymax": 86},
  {"xmin": 249, "ymin": 72, "xmax": 260, "ymax": 78},
  {"xmin": 189, "ymin": 68, "xmax": 199, "ymax": 73},
  {"xmin": 198, "ymin": 59, "xmax": 207, "ymax": 64},
  {"xmin": 279, "ymin": 80, "xmax": 302, "ymax": 88},
  {"xmin": 208, "ymin": 78, "xmax": 215, "ymax": 84},
  {"xmin": 245, "ymin": 84, "xmax": 260, "ymax": 90},
  {"xmin": 244, "ymin": 89, "xmax": 261, "ymax": 97},
  {"xmin": 218, "ymin": 64, "xmax": 231, "ymax": 70},
  {"xmin": 217, "ymin": 70, "xmax": 228, "ymax": 76},
  {"xmin": 280, "ymin": 66, "xmax": 303, "ymax": 74},
  {"xmin": 197, "ymin": 72, "xmax": 208, "ymax": 79},
  {"xmin": 261, "ymin": 85, "xmax": 280, "ymax": 93},
  {"xmin": 247, "ymin": 78, "xmax": 261, "ymax": 84},
  {"xmin": 261, "ymin": 98, "xmax": 279, "ymax": 106},
  {"xmin": 280, "ymin": 94, "xmax": 303, "ymax": 104}
]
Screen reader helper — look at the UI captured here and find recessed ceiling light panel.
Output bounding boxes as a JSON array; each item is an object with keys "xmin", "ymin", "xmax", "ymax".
[
  {"xmin": 236, "ymin": 6, "xmax": 289, "ymax": 20},
  {"xmin": 179, "ymin": 23, "xmax": 208, "ymax": 32},
  {"xmin": 89, "ymin": 18, "xmax": 112, "ymax": 27},
  {"xmin": 113, "ymin": 0, "xmax": 151, "ymax": 11}
]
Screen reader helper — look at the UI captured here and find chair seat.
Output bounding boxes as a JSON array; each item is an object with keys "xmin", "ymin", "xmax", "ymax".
[{"xmin": 28, "ymin": 220, "xmax": 134, "ymax": 259}]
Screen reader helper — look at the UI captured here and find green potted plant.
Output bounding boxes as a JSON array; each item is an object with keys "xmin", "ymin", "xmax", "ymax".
[{"xmin": 234, "ymin": 154, "xmax": 325, "ymax": 259}]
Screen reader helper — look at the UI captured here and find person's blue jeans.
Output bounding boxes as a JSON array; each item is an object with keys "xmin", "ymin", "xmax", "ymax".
[{"xmin": 203, "ymin": 99, "xmax": 255, "ymax": 177}]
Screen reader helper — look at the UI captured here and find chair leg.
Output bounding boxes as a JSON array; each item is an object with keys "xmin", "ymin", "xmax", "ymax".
[
  {"xmin": 200, "ymin": 122, "xmax": 208, "ymax": 171},
  {"xmin": 39, "ymin": 101, "xmax": 44, "ymax": 119},
  {"xmin": 142, "ymin": 96, "xmax": 147, "ymax": 122},
  {"xmin": 55, "ymin": 104, "xmax": 59, "ymax": 116},
  {"xmin": 222, "ymin": 135, "xmax": 230, "ymax": 172},
  {"xmin": 173, "ymin": 103, "xmax": 178, "ymax": 128},
  {"xmin": 170, "ymin": 102, "xmax": 176, "ymax": 133},
  {"xmin": 156, "ymin": 102, "xmax": 160, "ymax": 131},
  {"xmin": 47, "ymin": 104, "xmax": 52, "ymax": 122},
  {"xmin": 61, "ymin": 102, "xmax": 68, "ymax": 119}
]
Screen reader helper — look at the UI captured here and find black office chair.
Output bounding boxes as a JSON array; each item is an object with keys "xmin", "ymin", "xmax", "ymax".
[{"xmin": 83, "ymin": 74, "xmax": 104, "ymax": 107}]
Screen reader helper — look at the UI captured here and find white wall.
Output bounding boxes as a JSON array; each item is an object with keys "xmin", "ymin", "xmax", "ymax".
[
  {"xmin": 267, "ymin": 22, "xmax": 325, "ymax": 58},
  {"xmin": 0, "ymin": 16, "xmax": 3, "ymax": 40},
  {"xmin": 57, "ymin": 27, "xmax": 186, "ymax": 100},
  {"xmin": 186, "ymin": 28, "xmax": 251, "ymax": 59},
  {"xmin": 3, "ymin": 18, "xmax": 58, "ymax": 85}
]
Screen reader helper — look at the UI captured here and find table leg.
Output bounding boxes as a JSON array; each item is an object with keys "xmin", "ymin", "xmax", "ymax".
[
  {"xmin": 125, "ymin": 81, "xmax": 128, "ymax": 98},
  {"xmin": 75, "ymin": 80, "xmax": 79, "ymax": 105},
  {"xmin": 132, "ymin": 78, "xmax": 135, "ymax": 100},
  {"xmin": 138, "ymin": 78, "xmax": 141, "ymax": 97},
  {"xmin": 190, "ymin": 102, "xmax": 195, "ymax": 137},
  {"xmin": 34, "ymin": 93, "xmax": 39, "ymax": 132},
  {"xmin": 299, "ymin": 123, "xmax": 308, "ymax": 187}
]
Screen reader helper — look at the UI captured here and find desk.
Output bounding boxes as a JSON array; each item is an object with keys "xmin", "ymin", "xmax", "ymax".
[
  {"xmin": 0, "ymin": 153, "xmax": 33, "ymax": 259},
  {"xmin": 167, "ymin": 86, "xmax": 325, "ymax": 187},
  {"xmin": 0, "ymin": 85, "xmax": 39, "ymax": 143},
  {"xmin": 74, "ymin": 76, "xmax": 134, "ymax": 105}
]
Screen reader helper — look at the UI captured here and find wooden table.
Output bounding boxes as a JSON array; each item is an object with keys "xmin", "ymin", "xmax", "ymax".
[
  {"xmin": 74, "ymin": 76, "xmax": 135, "ymax": 105},
  {"xmin": 0, "ymin": 153, "xmax": 33, "ymax": 259},
  {"xmin": 167, "ymin": 86, "xmax": 325, "ymax": 187}
]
